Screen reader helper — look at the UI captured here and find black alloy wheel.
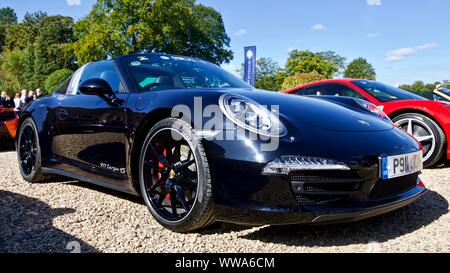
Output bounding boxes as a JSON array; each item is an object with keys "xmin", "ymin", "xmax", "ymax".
[{"xmin": 139, "ymin": 118, "xmax": 214, "ymax": 232}]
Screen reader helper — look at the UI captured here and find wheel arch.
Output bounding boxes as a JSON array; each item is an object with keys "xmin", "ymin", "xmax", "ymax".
[
  {"xmin": 389, "ymin": 108, "xmax": 448, "ymax": 161},
  {"xmin": 129, "ymin": 108, "xmax": 180, "ymax": 194},
  {"xmin": 389, "ymin": 108, "xmax": 445, "ymax": 130},
  {"xmin": 15, "ymin": 112, "xmax": 33, "ymax": 145}
]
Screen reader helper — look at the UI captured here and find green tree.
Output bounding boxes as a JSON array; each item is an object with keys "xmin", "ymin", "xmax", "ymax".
[
  {"xmin": 285, "ymin": 50, "xmax": 340, "ymax": 78},
  {"xmin": 344, "ymin": 57, "xmax": 376, "ymax": 80},
  {"xmin": 411, "ymin": 81, "xmax": 426, "ymax": 92},
  {"xmin": 320, "ymin": 50, "xmax": 346, "ymax": 74},
  {"xmin": 23, "ymin": 11, "xmax": 48, "ymax": 29},
  {"xmin": 443, "ymin": 80, "xmax": 450, "ymax": 89},
  {"xmin": 44, "ymin": 69, "xmax": 73, "ymax": 93},
  {"xmin": 3, "ymin": 11, "xmax": 47, "ymax": 52},
  {"xmin": 399, "ymin": 84, "xmax": 412, "ymax": 91},
  {"xmin": 0, "ymin": 7, "xmax": 17, "ymax": 25},
  {"xmin": 1, "ymin": 48, "xmax": 27, "ymax": 89},
  {"xmin": 32, "ymin": 16, "xmax": 76, "ymax": 87},
  {"xmin": 281, "ymin": 71, "xmax": 326, "ymax": 90},
  {"xmin": 73, "ymin": 0, "xmax": 233, "ymax": 65},
  {"xmin": 399, "ymin": 80, "xmax": 440, "ymax": 99},
  {"xmin": 255, "ymin": 57, "xmax": 282, "ymax": 91},
  {"xmin": 0, "ymin": 7, "xmax": 18, "ymax": 52},
  {"xmin": 4, "ymin": 24, "xmax": 35, "ymax": 51},
  {"xmin": 0, "ymin": 66, "xmax": 20, "ymax": 96}
]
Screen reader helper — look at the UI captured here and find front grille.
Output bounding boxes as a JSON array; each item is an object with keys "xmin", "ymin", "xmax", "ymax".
[
  {"xmin": 0, "ymin": 112, "xmax": 16, "ymax": 122},
  {"xmin": 369, "ymin": 173, "xmax": 418, "ymax": 199},
  {"xmin": 290, "ymin": 170, "xmax": 365, "ymax": 206}
]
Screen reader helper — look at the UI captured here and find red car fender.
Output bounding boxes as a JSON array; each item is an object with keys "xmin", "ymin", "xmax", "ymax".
[
  {"xmin": 4, "ymin": 117, "xmax": 18, "ymax": 139},
  {"xmin": 0, "ymin": 106, "xmax": 19, "ymax": 139}
]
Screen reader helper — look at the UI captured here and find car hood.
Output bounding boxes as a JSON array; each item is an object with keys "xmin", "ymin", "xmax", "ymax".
[{"xmin": 223, "ymin": 89, "xmax": 394, "ymax": 132}]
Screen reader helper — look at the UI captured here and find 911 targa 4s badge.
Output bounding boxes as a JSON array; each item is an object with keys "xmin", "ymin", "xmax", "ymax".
[{"xmin": 16, "ymin": 53, "xmax": 426, "ymax": 232}]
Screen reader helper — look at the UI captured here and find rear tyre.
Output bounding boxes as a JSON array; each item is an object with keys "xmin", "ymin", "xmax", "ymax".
[
  {"xmin": 139, "ymin": 118, "xmax": 215, "ymax": 232},
  {"xmin": 393, "ymin": 113, "xmax": 446, "ymax": 168},
  {"xmin": 17, "ymin": 118, "xmax": 49, "ymax": 183}
]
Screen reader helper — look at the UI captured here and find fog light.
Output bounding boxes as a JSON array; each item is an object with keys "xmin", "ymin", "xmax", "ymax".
[{"xmin": 262, "ymin": 156, "xmax": 350, "ymax": 175}]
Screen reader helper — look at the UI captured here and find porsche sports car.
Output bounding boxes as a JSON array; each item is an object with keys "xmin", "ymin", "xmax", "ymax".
[
  {"xmin": 285, "ymin": 79, "xmax": 450, "ymax": 167},
  {"xmin": 0, "ymin": 106, "xmax": 18, "ymax": 148},
  {"xmin": 17, "ymin": 54, "xmax": 426, "ymax": 232}
]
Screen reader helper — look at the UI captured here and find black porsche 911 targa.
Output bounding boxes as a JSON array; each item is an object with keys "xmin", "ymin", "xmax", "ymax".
[{"xmin": 17, "ymin": 53, "xmax": 426, "ymax": 232}]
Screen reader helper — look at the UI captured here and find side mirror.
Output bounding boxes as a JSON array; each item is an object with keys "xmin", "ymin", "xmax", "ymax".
[
  {"xmin": 79, "ymin": 78, "xmax": 114, "ymax": 97},
  {"xmin": 79, "ymin": 78, "xmax": 123, "ymax": 106}
]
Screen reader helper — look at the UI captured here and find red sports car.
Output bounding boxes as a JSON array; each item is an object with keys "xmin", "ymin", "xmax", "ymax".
[
  {"xmin": 0, "ymin": 106, "xmax": 18, "ymax": 148},
  {"xmin": 284, "ymin": 79, "xmax": 450, "ymax": 167}
]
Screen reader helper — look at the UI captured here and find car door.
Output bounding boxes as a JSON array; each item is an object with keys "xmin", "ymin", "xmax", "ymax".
[{"xmin": 52, "ymin": 61, "xmax": 130, "ymax": 184}]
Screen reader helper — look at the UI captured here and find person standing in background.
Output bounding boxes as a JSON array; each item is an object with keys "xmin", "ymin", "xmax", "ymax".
[
  {"xmin": 26, "ymin": 90, "xmax": 35, "ymax": 104},
  {"xmin": 0, "ymin": 91, "xmax": 6, "ymax": 106},
  {"xmin": 3, "ymin": 96, "xmax": 14, "ymax": 108},
  {"xmin": 1, "ymin": 91, "xmax": 14, "ymax": 108},
  {"xmin": 19, "ymin": 89, "xmax": 28, "ymax": 110},
  {"xmin": 36, "ymin": 88, "xmax": 44, "ymax": 99},
  {"xmin": 13, "ymin": 92, "xmax": 21, "ymax": 111}
]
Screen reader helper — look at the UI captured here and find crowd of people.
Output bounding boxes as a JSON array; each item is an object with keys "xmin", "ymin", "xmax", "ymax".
[{"xmin": 0, "ymin": 89, "xmax": 44, "ymax": 112}]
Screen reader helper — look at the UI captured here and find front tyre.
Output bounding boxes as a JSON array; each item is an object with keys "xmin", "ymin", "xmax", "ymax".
[
  {"xmin": 139, "ymin": 118, "xmax": 214, "ymax": 232},
  {"xmin": 393, "ymin": 113, "xmax": 446, "ymax": 167},
  {"xmin": 17, "ymin": 118, "xmax": 48, "ymax": 183}
]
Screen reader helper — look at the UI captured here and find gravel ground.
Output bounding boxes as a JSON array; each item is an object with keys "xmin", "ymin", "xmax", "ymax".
[{"xmin": 0, "ymin": 150, "xmax": 449, "ymax": 253}]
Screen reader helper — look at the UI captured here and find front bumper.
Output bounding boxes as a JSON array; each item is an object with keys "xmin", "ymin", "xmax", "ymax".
[
  {"xmin": 202, "ymin": 126, "xmax": 425, "ymax": 225},
  {"xmin": 213, "ymin": 185, "xmax": 426, "ymax": 225}
]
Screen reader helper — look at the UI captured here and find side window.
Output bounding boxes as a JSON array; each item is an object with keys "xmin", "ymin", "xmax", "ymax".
[
  {"xmin": 300, "ymin": 84, "xmax": 365, "ymax": 99},
  {"xmin": 79, "ymin": 62, "xmax": 125, "ymax": 94},
  {"xmin": 323, "ymin": 84, "xmax": 365, "ymax": 99},
  {"xmin": 55, "ymin": 76, "xmax": 72, "ymax": 94},
  {"xmin": 67, "ymin": 66, "xmax": 85, "ymax": 95},
  {"xmin": 301, "ymin": 85, "xmax": 329, "ymax": 96}
]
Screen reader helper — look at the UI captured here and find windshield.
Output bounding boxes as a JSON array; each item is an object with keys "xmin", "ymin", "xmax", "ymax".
[
  {"xmin": 353, "ymin": 80, "xmax": 426, "ymax": 102},
  {"xmin": 439, "ymin": 88, "xmax": 450, "ymax": 96},
  {"xmin": 122, "ymin": 54, "xmax": 250, "ymax": 92}
]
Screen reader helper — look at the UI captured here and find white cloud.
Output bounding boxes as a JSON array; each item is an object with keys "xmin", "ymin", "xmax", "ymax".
[
  {"xmin": 367, "ymin": 0, "xmax": 381, "ymax": 6},
  {"xmin": 67, "ymin": 0, "xmax": 81, "ymax": 6},
  {"xmin": 311, "ymin": 24, "xmax": 327, "ymax": 31},
  {"xmin": 385, "ymin": 43, "xmax": 437, "ymax": 62},
  {"xmin": 416, "ymin": 43, "xmax": 437, "ymax": 50},
  {"xmin": 366, "ymin": 32, "xmax": 380, "ymax": 39},
  {"xmin": 233, "ymin": 29, "xmax": 248, "ymax": 37},
  {"xmin": 386, "ymin": 47, "xmax": 417, "ymax": 62}
]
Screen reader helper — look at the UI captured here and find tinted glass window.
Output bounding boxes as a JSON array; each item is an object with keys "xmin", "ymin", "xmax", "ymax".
[
  {"xmin": 55, "ymin": 77, "xmax": 71, "ymax": 94},
  {"xmin": 299, "ymin": 84, "xmax": 365, "ymax": 99},
  {"xmin": 123, "ymin": 54, "xmax": 250, "ymax": 92},
  {"xmin": 353, "ymin": 80, "xmax": 426, "ymax": 102},
  {"xmin": 440, "ymin": 88, "xmax": 450, "ymax": 96},
  {"xmin": 79, "ymin": 61, "xmax": 125, "ymax": 93}
]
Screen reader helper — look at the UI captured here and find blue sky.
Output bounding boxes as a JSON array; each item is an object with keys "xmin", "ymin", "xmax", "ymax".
[{"xmin": 1, "ymin": 0, "xmax": 449, "ymax": 85}]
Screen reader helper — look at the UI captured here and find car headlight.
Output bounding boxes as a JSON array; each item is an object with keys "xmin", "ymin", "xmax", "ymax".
[
  {"xmin": 262, "ymin": 156, "xmax": 350, "ymax": 175},
  {"xmin": 355, "ymin": 99, "xmax": 393, "ymax": 124},
  {"xmin": 219, "ymin": 94, "xmax": 287, "ymax": 137}
]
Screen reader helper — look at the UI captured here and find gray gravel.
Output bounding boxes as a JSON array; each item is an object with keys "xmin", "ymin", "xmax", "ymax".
[{"xmin": 0, "ymin": 150, "xmax": 449, "ymax": 253}]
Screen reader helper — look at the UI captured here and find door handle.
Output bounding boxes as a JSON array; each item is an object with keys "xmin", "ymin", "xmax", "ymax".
[{"xmin": 57, "ymin": 109, "xmax": 69, "ymax": 120}]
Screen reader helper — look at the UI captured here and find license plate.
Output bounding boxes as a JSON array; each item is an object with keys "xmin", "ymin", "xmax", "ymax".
[{"xmin": 381, "ymin": 151, "xmax": 423, "ymax": 180}]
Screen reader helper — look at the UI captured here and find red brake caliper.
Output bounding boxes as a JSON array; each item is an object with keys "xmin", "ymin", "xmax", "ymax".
[{"xmin": 159, "ymin": 149, "xmax": 171, "ymax": 200}]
